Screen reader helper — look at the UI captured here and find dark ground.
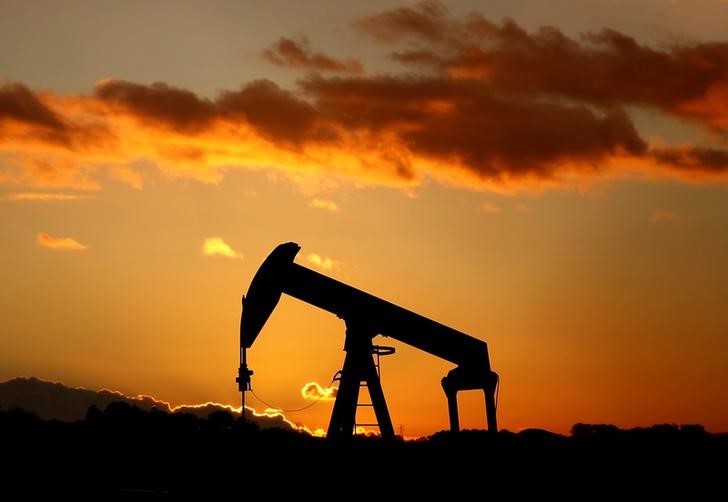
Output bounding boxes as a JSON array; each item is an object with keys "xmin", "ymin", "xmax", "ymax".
[{"xmin": 1, "ymin": 402, "xmax": 726, "ymax": 497}]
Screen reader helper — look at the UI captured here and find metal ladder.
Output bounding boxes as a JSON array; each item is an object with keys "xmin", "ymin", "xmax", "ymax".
[{"xmin": 353, "ymin": 345, "xmax": 395, "ymax": 434}]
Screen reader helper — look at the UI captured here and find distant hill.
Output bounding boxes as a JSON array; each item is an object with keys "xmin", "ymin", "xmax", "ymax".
[{"xmin": 0, "ymin": 376, "xmax": 294, "ymax": 430}]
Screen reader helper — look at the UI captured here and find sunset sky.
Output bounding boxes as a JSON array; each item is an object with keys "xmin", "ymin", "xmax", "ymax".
[{"xmin": 2, "ymin": 0, "xmax": 728, "ymax": 436}]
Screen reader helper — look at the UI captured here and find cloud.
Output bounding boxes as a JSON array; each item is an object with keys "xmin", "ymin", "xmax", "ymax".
[
  {"xmin": 0, "ymin": 154, "xmax": 102, "ymax": 191},
  {"xmin": 299, "ymin": 75, "xmax": 650, "ymax": 188},
  {"xmin": 649, "ymin": 209, "xmax": 681, "ymax": 223},
  {"xmin": 5, "ymin": 192, "xmax": 86, "ymax": 201},
  {"xmin": 301, "ymin": 382, "xmax": 338, "ymax": 401},
  {"xmin": 216, "ymin": 79, "xmax": 322, "ymax": 145},
  {"xmin": 0, "ymin": 82, "xmax": 69, "ymax": 139},
  {"xmin": 652, "ymin": 146, "xmax": 728, "ymax": 177},
  {"xmin": 95, "ymin": 79, "xmax": 217, "ymax": 133},
  {"xmin": 307, "ymin": 253, "xmax": 336, "ymax": 270},
  {"xmin": 202, "ymin": 237, "xmax": 242, "ymax": 259},
  {"xmin": 263, "ymin": 36, "xmax": 363, "ymax": 74},
  {"xmin": 108, "ymin": 165, "xmax": 143, "ymax": 189},
  {"xmin": 0, "ymin": 82, "xmax": 112, "ymax": 151},
  {"xmin": 480, "ymin": 201, "xmax": 500, "ymax": 213},
  {"xmin": 2, "ymin": 3, "xmax": 728, "ymax": 193},
  {"xmin": 354, "ymin": 0, "xmax": 448, "ymax": 43},
  {"xmin": 356, "ymin": 2, "xmax": 728, "ymax": 132},
  {"xmin": 309, "ymin": 198, "xmax": 339, "ymax": 211},
  {"xmin": 36, "ymin": 232, "xmax": 87, "ymax": 251}
]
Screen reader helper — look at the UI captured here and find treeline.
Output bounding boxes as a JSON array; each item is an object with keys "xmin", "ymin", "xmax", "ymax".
[
  {"xmin": 1, "ymin": 402, "xmax": 725, "ymax": 495},
  {"xmin": 1, "ymin": 401, "xmax": 723, "ymax": 449}
]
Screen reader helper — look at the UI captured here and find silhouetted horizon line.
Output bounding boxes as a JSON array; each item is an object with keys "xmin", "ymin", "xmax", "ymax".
[{"xmin": 1, "ymin": 376, "xmax": 724, "ymax": 436}]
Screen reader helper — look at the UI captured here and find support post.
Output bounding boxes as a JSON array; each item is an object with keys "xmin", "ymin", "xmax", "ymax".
[
  {"xmin": 327, "ymin": 319, "xmax": 395, "ymax": 440},
  {"xmin": 484, "ymin": 386, "xmax": 498, "ymax": 433},
  {"xmin": 365, "ymin": 359, "xmax": 395, "ymax": 438},
  {"xmin": 444, "ymin": 387, "xmax": 460, "ymax": 432},
  {"xmin": 327, "ymin": 349, "xmax": 363, "ymax": 439},
  {"xmin": 442, "ymin": 368, "xmax": 498, "ymax": 434}
]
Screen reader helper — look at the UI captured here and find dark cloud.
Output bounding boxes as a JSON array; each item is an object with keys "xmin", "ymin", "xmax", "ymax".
[
  {"xmin": 653, "ymin": 146, "xmax": 728, "ymax": 174},
  {"xmin": 357, "ymin": 2, "xmax": 728, "ymax": 132},
  {"xmin": 447, "ymin": 23, "xmax": 728, "ymax": 123},
  {"xmin": 0, "ymin": 82, "xmax": 72, "ymax": 145},
  {"xmin": 302, "ymin": 75, "xmax": 646, "ymax": 180},
  {"xmin": 3, "ymin": 2, "xmax": 728, "ymax": 191},
  {"xmin": 263, "ymin": 36, "xmax": 363, "ymax": 74},
  {"xmin": 96, "ymin": 79, "xmax": 217, "ymax": 133},
  {"xmin": 391, "ymin": 49, "xmax": 443, "ymax": 66},
  {"xmin": 0, "ymin": 82, "xmax": 66, "ymax": 131},
  {"xmin": 354, "ymin": 0, "xmax": 448, "ymax": 43},
  {"xmin": 96, "ymin": 79, "xmax": 330, "ymax": 145},
  {"xmin": 217, "ymin": 79, "xmax": 326, "ymax": 144},
  {"xmin": 0, "ymin": 82, "xmax": 112, "ymax": 152}
]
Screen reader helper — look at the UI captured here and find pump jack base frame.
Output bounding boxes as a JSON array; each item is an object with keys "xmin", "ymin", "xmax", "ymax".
[{"xmin": 326, "ymin": 319, "xmax": 498, "ymax": 441}]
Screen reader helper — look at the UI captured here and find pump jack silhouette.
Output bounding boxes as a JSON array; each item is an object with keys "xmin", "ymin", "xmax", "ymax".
[{"xmin": 237, "ymin": 243, "xmax": 498, "ymax": 440}]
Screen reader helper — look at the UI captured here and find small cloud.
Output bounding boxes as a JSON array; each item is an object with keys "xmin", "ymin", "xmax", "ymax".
[
  {"xmin": 6, "ymin": 192, "xmax": 86, "ymax": 201},
  {"xmin": 202, "ymin": 237, "xmax": 242, "ymax": 259},
  {"xmin": 515, "ymin": 203, "xmax": 529, "ymax": 212},
  {"xmin": 263, "ymin": 36, "xmax": 364, "ymax": 75},
  {"xmin": 301, "ymin": 382, "xmax": 338, "ymax": 401},
  {"xmin": 649, "ymin": 209, "xmax": 681, "ymax": 223},
  {"xmin": 354, "ymin": 426, "xmax": 380, "ymax": 437},
  {"xmin": 480, "ymin": 201, "xmax": 500, "ymax": 213},
  {"xmin": 109, "ymin": 165, "xmax": 143, "ymax": 189},
  {"xmin": 307, "ymin": 253, "xmax": 336, "ymax": 270},
  {"xmin": 309, "ymin": 198, "xmax": 339, "ymax": 212},
  {"xmin": 36, "ymin": 232, "xmax": 87, "ymax": 251}
]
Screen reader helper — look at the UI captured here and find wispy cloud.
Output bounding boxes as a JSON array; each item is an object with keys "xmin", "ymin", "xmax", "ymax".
[
  {"xmin": 263, "ymin": 36, "xmax": 363, "ymax": 75},
  {"xmin": 309, "ymin": 198, "xmax": 339, "ymax": 212},
  {"xmin": 6, "ymin": 192, "xmax": 86, "ymax": 201},
  {"xmin": 301, "ymin": 382, "xmax": 338, "ymax": 401},
  {"xmin": 108, "ymin": 165, "xmax": 143, "ymax": 189},
  {"xmin": 202, "ymin": 237, "xmax": 243, "ymax": 259},
  {"xmin": 649, "ymin": 209, "xmax": 681, "ymax": 223},
  {"xmin": 480, "ymin": 201, "xmax": 500, "ymax": 213},
  {"xmin": 36, "ymin": 232, "xmax": 87, "ymax": 251},
  {"xmin": 307, "ymin": 253, "xmax": 336, "ymax": 270}
]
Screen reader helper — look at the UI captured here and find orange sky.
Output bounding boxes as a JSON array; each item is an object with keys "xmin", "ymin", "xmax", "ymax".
[{"xmin": 1, "ymin": 0, "xmax": 728, "ymax": 436}]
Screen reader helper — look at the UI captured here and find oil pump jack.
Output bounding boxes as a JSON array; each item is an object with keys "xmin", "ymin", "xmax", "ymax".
[{"xmin": 236, "ymin": 243, "xmax": 498, "ymax": 439}]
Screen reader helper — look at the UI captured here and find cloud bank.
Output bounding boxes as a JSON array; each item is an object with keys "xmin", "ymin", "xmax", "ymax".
[{"xmin": 2, "ymin": 1, "xmax": 728, "ymax": 194}]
